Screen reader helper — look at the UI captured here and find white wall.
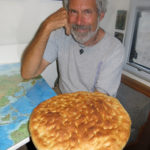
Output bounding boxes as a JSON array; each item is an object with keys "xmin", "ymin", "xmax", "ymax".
[
  {"xmin": 0, "ymin": 0, "xmax": 130, "ymax": 87},
  {"xmin": 0, "ymin": 0, "xmax": 63, "ymax": 45},
  {"xmin": 101, "ymin": 0, "xmax": 130, "ymax": 35}
]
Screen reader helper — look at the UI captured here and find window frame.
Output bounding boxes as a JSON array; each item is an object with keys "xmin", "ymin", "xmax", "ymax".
[{"xmin": 124, "ymin": 0, "xmax": 150, "ymax": 82}]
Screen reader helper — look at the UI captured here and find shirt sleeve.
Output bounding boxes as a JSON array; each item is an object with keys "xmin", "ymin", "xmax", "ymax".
[
  {"xmin": 43, "ymin": 30, "xmax": 59, "ymax": 63},
  {"xmin": 95, "ymin": 44, "xmax": 125, "ymax": 97}
]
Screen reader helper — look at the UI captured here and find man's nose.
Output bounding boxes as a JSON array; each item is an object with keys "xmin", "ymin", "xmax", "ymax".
[{"xmin": 76, "ymin": 14, "xmax": 83, "ymax": 25}]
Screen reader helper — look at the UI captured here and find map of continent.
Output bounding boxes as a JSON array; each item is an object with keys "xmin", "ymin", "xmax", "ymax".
[{"xmin": 0, "ymin": 63, "xmax": 56, "ymax": 150}]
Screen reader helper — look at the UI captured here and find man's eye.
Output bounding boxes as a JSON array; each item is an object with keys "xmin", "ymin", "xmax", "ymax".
[
  {"xmin": 69, "ymin": 10, "xmax": 77, "ymax": 14},
  {"xmin": 84, "ymin": 10, "xmax": 92, "ymax": 15}
]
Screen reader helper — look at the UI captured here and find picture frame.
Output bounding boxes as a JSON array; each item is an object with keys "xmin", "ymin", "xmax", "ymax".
[{"xmin": 115, "ymin": 10, "xmax": 127, "ymax": 30}]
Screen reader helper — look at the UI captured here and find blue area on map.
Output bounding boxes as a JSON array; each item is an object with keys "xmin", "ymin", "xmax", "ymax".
[
  {"xmin": 14, "ymin": 88, "xmax": 24, "ymax": 97},
  {"xmin": 26, "ymin": 78, "xmax": 56, "ymax": 106},
  {"xmin": 0, "ymin": 76, "xmax": 56, "ymax": 150},
  {"xmin": 19, "ymin": 81, "xmax": 34, "ymax": 92},
  {"xmin": 13, "ymin": 96, "xmax": 34, "ymax": 114}
]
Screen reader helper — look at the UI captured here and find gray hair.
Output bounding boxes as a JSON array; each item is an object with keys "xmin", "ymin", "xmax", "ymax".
[{"xmin": 63, "ymin": 0, "xmax": 107, "ymax": 13}]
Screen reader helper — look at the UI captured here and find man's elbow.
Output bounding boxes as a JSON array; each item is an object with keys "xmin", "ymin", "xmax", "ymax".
[
  {"xmin": 21, "ymin": 68, "xmax": 33, "ymax": 80},
  {"xmin": 21, "ymin": 72, "xmax": 31, "ymax": 80}
]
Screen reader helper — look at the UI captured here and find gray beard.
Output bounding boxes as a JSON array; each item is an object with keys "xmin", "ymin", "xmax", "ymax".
[{"xmin": 71, "ymin": 22, "xmax": 100, "ymax": 44}]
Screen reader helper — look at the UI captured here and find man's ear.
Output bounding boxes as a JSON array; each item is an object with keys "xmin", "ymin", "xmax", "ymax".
[{"xmin": 99, "ymin": 12, "xmax": 105, "ymax": 21}]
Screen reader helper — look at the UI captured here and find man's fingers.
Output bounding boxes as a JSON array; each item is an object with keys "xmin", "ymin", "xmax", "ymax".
[
  {"xmin": 65, "ymin": 24, "xmax": 71, "ymax": 35},
  {"xmin": 64, "ymin": 9, "xmax": 71, "ymax": 35},
  {"xmin": 44, "ymin": 7, "xmax": 71, "ymax": 34}
]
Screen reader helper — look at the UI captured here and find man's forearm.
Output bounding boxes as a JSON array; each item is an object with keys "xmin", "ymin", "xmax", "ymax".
[{"xmin": 21, "ymin": 22, "xmax": 52, "ymax": 79}]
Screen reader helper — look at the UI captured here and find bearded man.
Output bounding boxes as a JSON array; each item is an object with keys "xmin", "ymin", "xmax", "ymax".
[{"xmin": 21, "ymin": 0, "xmax": 125, "ymax": 97}]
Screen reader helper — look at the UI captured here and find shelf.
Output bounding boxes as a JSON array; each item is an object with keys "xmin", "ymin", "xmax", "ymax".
[{"xmin": 121, "ymin": 73, "xmax": 150, "ymax": 97}]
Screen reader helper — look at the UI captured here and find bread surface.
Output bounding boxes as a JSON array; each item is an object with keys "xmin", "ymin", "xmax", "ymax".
[{"xmin": 29, "ymin": 91, "xmax": 131, "ymax": 150}]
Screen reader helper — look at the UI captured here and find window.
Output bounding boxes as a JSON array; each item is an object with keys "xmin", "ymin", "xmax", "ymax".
[
  {"xmin": 124, "ymin": 0, "xmax": 150, "ymax": 82},
  {"xmin": 129, "ymin": 8, "xmax": 150, "ymax": 73}
]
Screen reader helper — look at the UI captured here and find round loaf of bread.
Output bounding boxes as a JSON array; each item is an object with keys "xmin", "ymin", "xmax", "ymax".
[{"xmin": 29, "ymin": 91, "xmax": 131, "ymax": 150}]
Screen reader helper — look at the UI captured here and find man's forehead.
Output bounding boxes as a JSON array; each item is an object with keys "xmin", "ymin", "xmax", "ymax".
[{"xmin": 68, "ymin": 0, "xmax": 97, "ymax": 10}]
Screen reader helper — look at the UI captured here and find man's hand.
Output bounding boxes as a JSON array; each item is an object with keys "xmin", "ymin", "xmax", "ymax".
[{"xmin": 43, "ymin": 7, "xmax": 70, "ymax": 35}]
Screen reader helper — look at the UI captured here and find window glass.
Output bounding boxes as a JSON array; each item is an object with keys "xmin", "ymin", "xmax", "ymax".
[{"xmin": 129, "ymin": 8, "xmax": 150, "ymax": 73}]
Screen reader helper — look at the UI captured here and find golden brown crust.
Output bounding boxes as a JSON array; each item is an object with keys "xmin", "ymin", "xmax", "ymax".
[{"xmin": 29, "ymin": 91, "xmax": 131, "ymax": 150}]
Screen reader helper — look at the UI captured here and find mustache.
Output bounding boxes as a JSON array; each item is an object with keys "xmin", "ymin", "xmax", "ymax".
[{"xmin": 72, "ymin": 24, "xmax": 91, "ymax": 31}]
